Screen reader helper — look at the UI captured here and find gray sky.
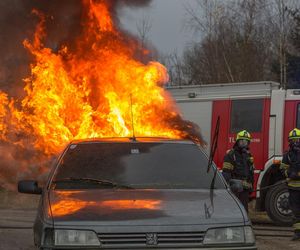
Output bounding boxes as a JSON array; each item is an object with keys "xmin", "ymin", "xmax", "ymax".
[{"xmin": 120, "ymin": 0, "xmax": 200, "ymax": 57}]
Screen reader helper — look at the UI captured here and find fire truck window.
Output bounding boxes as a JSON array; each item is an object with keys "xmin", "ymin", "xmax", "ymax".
[
  {"xmin": 230, "ymin": 99, "xmax": 263, "ymax": 133},
  {"xmin": 297, "ymin": 104, "xmax": 300, "ymax": 129}
]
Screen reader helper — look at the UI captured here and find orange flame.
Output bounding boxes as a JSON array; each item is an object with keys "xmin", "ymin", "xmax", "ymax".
[
  {"xmin": 101, "ymin": 200, "xmax": 161, "ymax": 210},
  {"xmin": 50, "ymin": 199, "xmax": 161, "ymax": 217},
  {"xmin": 50, "ymin": 191, "xmax": 161, "ymax": 216},
  {"xmin": 50, "ymin": 200, "xmax": 97, "ymax": 217},
  {"xmin": 0, "ymin": 92, "xmax": 8, "ymax": 139},
  {"xmin": 0, "ymin": 0, "xmax": 203, "ymax": 156}
]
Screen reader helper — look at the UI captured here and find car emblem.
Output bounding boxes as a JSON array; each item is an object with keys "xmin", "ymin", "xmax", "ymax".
[{"xmin": 146, "ymin": 233, "xmax": 158, "ymax": 245}]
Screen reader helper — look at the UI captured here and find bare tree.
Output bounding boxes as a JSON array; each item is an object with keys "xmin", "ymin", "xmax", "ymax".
[
  {"xmin": 184, "ymin": 0, "xmax": 225, "ymax": 82},
  {"xmin": 160, "ymin": 52, "xmax": 187, "ymax": 86},
  {"xmin": 179, "ymin": 0, "xmax": 300, "ymax": 86},
  {"xmin": 136, "ymin": 15, "xmax": 153, "ymax": 62},
  {"xmin": 260, "ymin": 0, "xmax": 300, "ymax": 87}
]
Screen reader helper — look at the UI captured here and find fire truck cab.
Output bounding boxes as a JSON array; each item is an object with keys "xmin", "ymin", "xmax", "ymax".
[{"xmin": 167, "ymin": 81, "xmax": 300, "ymax": 225}]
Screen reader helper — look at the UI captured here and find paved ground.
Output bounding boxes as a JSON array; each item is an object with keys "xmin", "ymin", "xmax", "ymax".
[
  {"xmin": 0, "ymin": 228, "xmax": 34, "ymax": 250},
  {"xmin": 0, "ymin": 191, "xmax": 299, "ymax": 250},
  {"xmin": 256, "ymin": 236, "xmax": 299, "ymax": 250}
]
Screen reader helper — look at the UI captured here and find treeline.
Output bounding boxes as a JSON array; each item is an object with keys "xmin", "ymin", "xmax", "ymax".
[{"xmin": 164, "ymin": 0, "xmax": 300, "ymax": 88}]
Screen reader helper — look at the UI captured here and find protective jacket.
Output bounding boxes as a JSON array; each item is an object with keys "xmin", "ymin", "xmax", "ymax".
[
  {"xmin": 280, "ymin": 149, "xmax": 300, "ymax": 189},
  {"xmin": 222, "ymin": 147, "xmax": 254, "ymax": 190}
]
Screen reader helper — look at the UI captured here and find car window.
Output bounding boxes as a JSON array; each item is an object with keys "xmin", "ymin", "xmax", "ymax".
[
  {"xmin": 297, "ymin": 103, "xmax": 300, "ymax": 129},
  {"xmin": 52, "ymin": 142, "xmax": 224, "ymax": 189},
  {"xmin": 230, "ymin": 99, "xmax": 263, "ymax": 133}
]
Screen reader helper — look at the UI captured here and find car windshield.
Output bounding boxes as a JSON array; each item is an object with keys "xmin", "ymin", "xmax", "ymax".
[{"xmin": 51, "ymin": 142, "xmax": 225, "ymax": 189}]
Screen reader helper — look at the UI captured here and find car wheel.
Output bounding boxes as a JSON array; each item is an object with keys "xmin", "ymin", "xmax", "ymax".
[{"xmin": 265, "ymin": 181, "xmax": 293, "ymax": 226}]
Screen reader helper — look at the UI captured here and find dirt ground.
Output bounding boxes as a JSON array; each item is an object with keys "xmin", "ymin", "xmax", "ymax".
[
  {"xmin": 248, "ymin": 202, "xmax": 299, "ymax": 250},
  {"xmin": 0, "ymin": 189, "xmax": 39, "ymax": 210},
  {"xmin": 0, "ymin": 190, "xmax": 299, "ymax": 250}
]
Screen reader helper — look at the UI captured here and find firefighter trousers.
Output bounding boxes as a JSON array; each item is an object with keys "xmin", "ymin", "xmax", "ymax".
[
  {"xmin": 289, "ymin": 188, "xmax": 300, "ymax": 232},
  {"xmin": 234, "ymin": 190, "xmax": 250, "ymax": 212}
]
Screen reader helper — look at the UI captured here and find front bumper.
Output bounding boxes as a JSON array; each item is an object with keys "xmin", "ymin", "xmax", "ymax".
[{"xmin": 41, "ymin": 245, "xmax": 257, "ymax": 250}]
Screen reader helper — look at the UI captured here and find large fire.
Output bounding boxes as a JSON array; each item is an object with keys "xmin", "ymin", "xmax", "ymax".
[
  {"xmin": 0, "ymin": 0, "xmax": 205, "ymax": 189},
  {"xmin": 0, "ymin": 0, "xmax": 203, "ymax": 158}
]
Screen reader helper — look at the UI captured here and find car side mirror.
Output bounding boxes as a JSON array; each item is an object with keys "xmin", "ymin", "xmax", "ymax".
[{"xmin": 18, "ymin": 180, "xmax": 42, "ymax": 195}]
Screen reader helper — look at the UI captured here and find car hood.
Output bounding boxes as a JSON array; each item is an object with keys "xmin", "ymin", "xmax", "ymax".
[{"xmin": 48, "ymin": 189, "xmax": 246, "ymax": 226}]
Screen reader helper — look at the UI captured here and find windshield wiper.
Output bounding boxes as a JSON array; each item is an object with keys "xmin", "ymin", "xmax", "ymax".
[
  {"xmin": 52, "ymin": 178, "xmax": 133, "ymax": 189},
  {"xmin": 207, "ymin": 116, "xmax": 220, "ymax": 190}
]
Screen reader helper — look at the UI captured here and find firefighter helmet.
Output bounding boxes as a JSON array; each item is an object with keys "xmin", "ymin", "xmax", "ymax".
[
  {"xmin": 236, "ymin": 130, "xmax": 251, "ymax": 142},
  {"xmin": 288, "ymin": 128, "xmax": 300, "ymax": 140}
]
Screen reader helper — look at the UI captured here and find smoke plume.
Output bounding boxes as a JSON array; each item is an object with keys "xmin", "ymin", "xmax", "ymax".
[{"xmin": 0, "ymin": 0, "xmax": 152, "ymax": 96}]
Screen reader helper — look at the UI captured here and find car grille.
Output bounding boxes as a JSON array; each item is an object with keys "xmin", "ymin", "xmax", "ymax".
[{"xmin": 98, "ymin": 231, "xmax": 205, "ymax": 248}]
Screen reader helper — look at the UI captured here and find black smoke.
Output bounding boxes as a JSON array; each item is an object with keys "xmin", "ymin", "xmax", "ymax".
[
  {"xmin": 0, "ymin": 0, "xmax": 153, "ymax": 190},
  {"xmin": 0, "ymin": 0, "xmax": 82, "ymax": 96},
  {"xmin": 0, "ymin": 0, "xmax": 152, "ymax": 97}
]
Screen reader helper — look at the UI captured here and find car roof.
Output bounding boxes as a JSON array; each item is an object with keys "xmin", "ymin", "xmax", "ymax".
[{"xmin": 70, "ymin": 137, "xmax": 195, "ymax": 145}]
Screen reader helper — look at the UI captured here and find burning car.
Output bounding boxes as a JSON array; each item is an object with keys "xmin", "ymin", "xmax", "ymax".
[{"xmin": 18, "ymin": 137, "xmax": 256, "ymax": 249}]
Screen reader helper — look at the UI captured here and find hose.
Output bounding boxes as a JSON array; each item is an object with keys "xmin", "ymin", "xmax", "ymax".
[{"xmin": 252, "ymin": 179, "xmax": 288, "ymax": 192}]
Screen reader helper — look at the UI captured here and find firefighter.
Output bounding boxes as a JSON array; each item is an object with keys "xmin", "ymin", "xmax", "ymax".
[
  {"xmin": 280, "ymin": 128, "xmax": 300, "ymax": 241},
  {"xmin": 222, "ymin": 130, "xmax": 254, "ymax": 212}
]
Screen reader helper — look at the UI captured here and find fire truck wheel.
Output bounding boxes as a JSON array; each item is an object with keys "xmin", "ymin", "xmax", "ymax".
[{"xmin": 265, "ymin": 181, "xmax": 293, "ymax": 226}]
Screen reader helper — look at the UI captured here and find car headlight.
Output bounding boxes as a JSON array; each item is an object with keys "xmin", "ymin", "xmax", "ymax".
[
  {"xmin": 54, "ymin": 229, "xmax": 100, "ymax": 246},
  {"xmin": 203, "ymin": 226, "xmax": 255, "ymax": 245}
]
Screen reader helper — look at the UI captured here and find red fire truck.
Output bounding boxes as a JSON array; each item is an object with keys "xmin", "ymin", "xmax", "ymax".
[{"xmin": 167, "ymin": 81, "xmax": 300, "ymax": 225}]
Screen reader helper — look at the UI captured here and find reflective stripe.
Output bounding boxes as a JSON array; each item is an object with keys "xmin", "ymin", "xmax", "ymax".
[
  {"xmin": 280, "ymin": 163, "xmax": 289, "ymax": 170},
  {"xmin": 249, "ymin": 157, "xmax": 254, "ymax": 164},
  {"xmin": 293, "ymin": 222, "xmax": 300, "ymax": 230},
  {"xmin": 288, "ymin": 180, "xmax": 300, "ymax": 187},
  {"xmin": 289, "ymin": 136, "xmax": 300, "ymax": 140},
  {"xmin": 280, "ymin": 163, "xmax": 289, "ymax": 177},
  {"xmin": 223, "ymin": 162, "xmax": 234, "ymax": 170},
  {"xmin": 242, "ymin": 180, "xmax": 252, "ymax": 189},
  {"xmin": 285, "ymin": 170, "xmax": 288, "ymax": 178}
]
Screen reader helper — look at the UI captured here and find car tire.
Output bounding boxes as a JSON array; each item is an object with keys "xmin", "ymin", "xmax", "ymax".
[{"xmin": 265, "ymin": 181, "xmax": 293, "ymax": 226}]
